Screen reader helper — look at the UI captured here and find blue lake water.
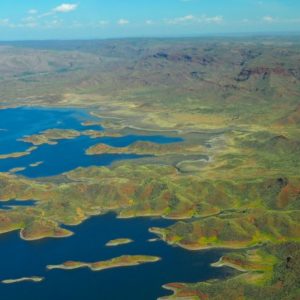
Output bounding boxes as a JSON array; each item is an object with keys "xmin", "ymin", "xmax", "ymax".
[
  {"xmin": 0, "ymin": 107, "xmax": 230, "ymax": 299},
  {"xmin": 0, "ymin": 107, "xmax": 99, "ymax": 154},
  {"xmin": 0, "ymin": 107, "xmax": 181, "ymax": 178},
  {"xmin": 0, "ymin": 214, "xmax": 231, "ymax": 300},
  {"xmin": 0, "ymin": 200, "xmax": 37, "ymax": 210}
]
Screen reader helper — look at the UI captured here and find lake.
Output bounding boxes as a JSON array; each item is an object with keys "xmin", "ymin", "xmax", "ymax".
[
  {"xmin": 0, "ymin": 107, "xmax": 182, "ymax": 177},
  {"xmin": 0, "ymin": 107, "xmax": 230, "ymax": 299}
]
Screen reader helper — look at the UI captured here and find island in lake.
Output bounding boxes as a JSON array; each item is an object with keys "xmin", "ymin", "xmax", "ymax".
[
  {"xmin": 0, "ymin": 37, "xmax": 299, "ymax": 300},
  {"xmin": 2, "ymin": 277, "xmax": 44, "ymax": 284},
  {"xmin": 47, "ymin": 255, "xmax": 161, "ymax": 272},
  {"xmin": 105, "ymin": 238, "xmax": 134, "ymax": 247}
]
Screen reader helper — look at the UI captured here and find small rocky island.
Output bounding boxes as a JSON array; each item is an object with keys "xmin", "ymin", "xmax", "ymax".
[
  {"xmin": 47, "ymin": 255, "xmax": 161, "ymax": 272},
  {"xmin": 105, "ymin": 238, "xmax": 134, "ymax": 247}
]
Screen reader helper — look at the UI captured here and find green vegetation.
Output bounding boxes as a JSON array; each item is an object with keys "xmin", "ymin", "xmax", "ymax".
[
  {"xmin": 21, "ymin": 129, "xmax": 81, "ymax": 145},
  {"xmin": 0, "ymin": 146, "xmax": 37, "ymax": 160},
  {"xmin": 151, "ymin": 209, "xmax": 300, "ymax": 250},
  {"xmin": 160, "ymin": 243, "xmax": 300, "ymax": 300},
  {"xmin": 47, "ymin": 255, "xmax": 160, "ymax": 272},
  {"xmin": 86, "ymin": 141, "xmax": 206, "ymax": 156},
  {"xmin": 21, "ymin": 128, "xmax": 121, "ymax": 146},
  {"xmin": 0, "ymin": 37, "xmax": 300, "ymax": 299}
]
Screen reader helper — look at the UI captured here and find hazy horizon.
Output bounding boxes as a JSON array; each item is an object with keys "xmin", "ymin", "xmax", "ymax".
[
  {"xmin": 1, "ymin": 1, "xmax": 300, "ymax": 40},
  {"xmin": 0, "ymin": 31, "xmax": 300, "ymax": 43}
]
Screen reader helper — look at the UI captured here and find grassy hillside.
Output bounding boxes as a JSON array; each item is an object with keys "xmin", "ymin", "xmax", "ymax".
[{"xmin": 0, "ymin": 37, "xmax": 299, "ymax": 299}]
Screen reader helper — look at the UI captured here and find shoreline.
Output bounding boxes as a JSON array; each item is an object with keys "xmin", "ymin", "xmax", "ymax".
[{"xmin": 1, "ymin": 276, "xmax": 44, "ymax": 284}]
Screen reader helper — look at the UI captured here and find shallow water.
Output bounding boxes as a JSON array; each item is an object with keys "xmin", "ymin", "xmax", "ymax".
[{"xmin": 0, "ymin": 107, "xmax": 229, "ymax": 300}]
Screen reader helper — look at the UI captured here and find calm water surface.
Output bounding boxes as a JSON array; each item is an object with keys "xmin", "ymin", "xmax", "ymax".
[
  {"xmin": 0, "ymin": 107, "xmax": 230, "ymax": 300},
  {"xmin": 0, "ymin": 107, "xmax": 181, "ymax": 177}
]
